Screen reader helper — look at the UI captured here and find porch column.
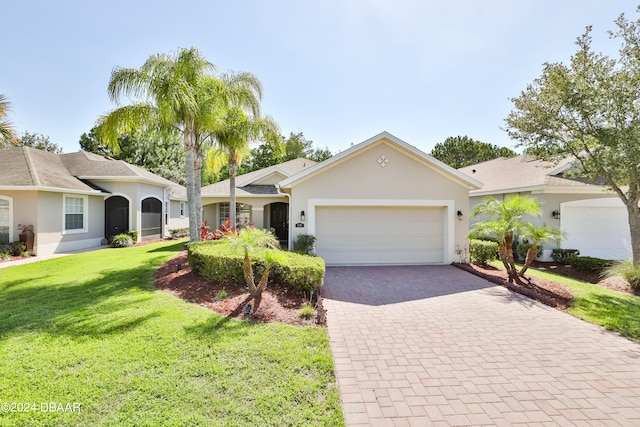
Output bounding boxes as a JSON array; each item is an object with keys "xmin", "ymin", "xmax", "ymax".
[{"xmin": 252, "ymin": 207, "xmax": 265, "ymax": 229}]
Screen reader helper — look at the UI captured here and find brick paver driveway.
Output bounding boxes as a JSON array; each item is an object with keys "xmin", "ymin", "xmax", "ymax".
[{"xmin": 322, "ymin": 265, "xmax": 640, "ymax": 426}]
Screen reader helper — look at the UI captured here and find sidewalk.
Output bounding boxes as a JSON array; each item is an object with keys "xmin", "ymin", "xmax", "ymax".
[{"xmin": 0, "ymin": 245, "xmax": 106, "ymax": 269}]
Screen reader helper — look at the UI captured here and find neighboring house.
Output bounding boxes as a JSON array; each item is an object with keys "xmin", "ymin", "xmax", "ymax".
[
  {"xmin": 0, "ymin": 147, "xmax": 188, "ymax": 256},
  {"xmin": 459, "ymin": 154, "xmax": 626, "ymax": 260}
]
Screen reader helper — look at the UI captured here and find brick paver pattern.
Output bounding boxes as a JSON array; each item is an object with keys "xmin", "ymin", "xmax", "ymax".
[{"xmin": 322, "ymin": 265, "xmax": 640, "ymax": 427}]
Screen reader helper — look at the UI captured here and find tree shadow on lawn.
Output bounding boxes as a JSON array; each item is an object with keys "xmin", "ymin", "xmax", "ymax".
[
  {"xmin": 0, "ymin": 260, "xmax": 165, "ymax": 339},
  {"xmin": 147, "ymin": 240, "xmax": 188, "ymax": 253},
  {"xmin": 572, "ymin": 293, "xmax": 640, "ymax": 340}
]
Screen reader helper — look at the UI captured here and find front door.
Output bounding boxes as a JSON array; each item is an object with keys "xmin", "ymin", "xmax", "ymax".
[
  {"xmin": 105, "ymin": 196, "xmax": 129, "ymax": 238},
  {"xmin": 270, "ymin": 203, "xmax": 289, "ymax": 245}
]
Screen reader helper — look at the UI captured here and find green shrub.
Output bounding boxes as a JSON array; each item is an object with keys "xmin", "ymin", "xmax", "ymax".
[
  {"xmin": 567, "ymin": 255, "xmax": 614, "ymax": 272},
  {"xmin": 127, "ymin": 230, "xmax": 138, "ymax": 243},
  {"xmin": 188, "ymin": 240, "xmax": 325, "ymax": 293},
  {"xmin": 0, "ymin": 244, "xmax": 11, "ymax": 260},
  {"xmin": 215, "ymin": 288, "xmax": 228, "ymax": 300},
  {"xmin": 9, "ymin": 241, "xmax": 27, "ymax": 256},
  {"xmin": 292, "ymin": 234, "xmax": 317, "ymax": 255},
  {"xmin": 516, "ymin": 243, "xmax": 542, "ymax": 261},
  {"xmin": 110, "ymin": 234, "xmax": 134, "ymax": 248},
  {"xmin": 551, "ymin": 248, "xmax": 580, "ymax": 264},
  {"xmin": 299, "ymin": 304, "xmax": 315, "ymax": 319},
  {"xmin": 469, "ymin": 239, "xmax": 498, "ymax": 265},
  {"xmin": 604, "ymin": 260, "xmax": 640, "ymax": 293},
  {"xmin": 169, "ymin": 227, "xmax": 189, "ymax": 239}
]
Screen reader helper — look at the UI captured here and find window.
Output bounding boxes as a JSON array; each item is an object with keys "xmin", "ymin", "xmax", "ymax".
[
  {"xmin": 0, "ymin": 198, "xmax": 10, "ymax": 243},
  {"xmin": 180, "ymin": 202, "xmax": 186, "ymax": 218},
  {"xmin": 164, "ymin": 202, "xmax": 169, "ymax": 226},
  {"xmin": 63, "ymin": 195, "xmax": 87, "ymax": 233},
  {"xmin": 219, "ymin": 202, "xmax": 252, "ymax": 226}
]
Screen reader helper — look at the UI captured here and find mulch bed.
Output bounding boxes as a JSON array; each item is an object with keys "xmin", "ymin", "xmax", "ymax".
[{"xmin": 154, "ymin": 251, "xmax": 325, "ymax": 326}]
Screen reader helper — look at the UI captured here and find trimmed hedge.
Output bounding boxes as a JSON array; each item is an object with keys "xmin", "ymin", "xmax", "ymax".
[
  {"xmin": 469, "ymin": 239, "xmax": 498, "ymax": 265},
  {"xmin": 169, "ymin": 227, "xmax": 189, "ymax": 239},
  {"xmin": 566, "ymin": 255, "xmax": 614, "ymax": 272},
  {"xmin": 551, "ymin": 248, "xmax": 580, "ymax": 264},
  {"xmin": 110, "ymin": 233, "xmax": 134, "ymax": 248},
  {"xmin": 188, "ymin": 241, "xmax": 325, "ymax": 293}
]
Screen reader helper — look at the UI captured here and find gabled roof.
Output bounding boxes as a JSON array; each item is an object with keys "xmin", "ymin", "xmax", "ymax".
[
  {"xmin": 458, "ymin": 154, "xmax": 606, "ymax": 196},
  {"xmin": 278, "ymin": 131, "xmax": 483, "ymax": 189},
  {"xmin": 201, "ymin": 158, "xmax": 316, "ymax": 197},
  {"xmin": 0, "ymin": 147, "xmax": 184, "ymax": 194}
]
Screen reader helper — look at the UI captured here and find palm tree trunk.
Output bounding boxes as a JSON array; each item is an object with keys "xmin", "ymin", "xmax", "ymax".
[
  {"xmin": 229, "ymin": 156, "xmax": 237, "ymax": 230},
  {"xmin": 500, "ymin": 235, "xmax": 520, "ymax": 283},
  {"xmin": 257, "ymin": 265, "xmax": 270, "ymax": 294},
  {"xmin": 194, "ymin": 143, "xmax": 203, "ymax": 233},
  {"xmin": 184, "ymin": 128, "xmax": 199, "ymax": 242},
  {"xmin": 243, "ymin": 253, "xmax": 257, "ymax": 294},
  {"xmin": 519, "ymin": 246, "xmax": 538, "ymax": 276}
]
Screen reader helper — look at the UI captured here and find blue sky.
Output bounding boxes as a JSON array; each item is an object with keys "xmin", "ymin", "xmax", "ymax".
[{"xmin": 3, "ymin": 1, "xmax": 637, "ymax": 154}]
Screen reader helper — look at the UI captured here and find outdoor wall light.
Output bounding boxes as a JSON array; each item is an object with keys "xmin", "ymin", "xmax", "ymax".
[
  {"xmin": 300, "ymin": 210, "xmax": 305, "ymax": 221},
  {"xmin": 457, "ymin": 210, "xmax": 463, "ymax": 220},
  {"xmin": 552, "ymin": 210, "xmax": 561, "ymax": 220}
]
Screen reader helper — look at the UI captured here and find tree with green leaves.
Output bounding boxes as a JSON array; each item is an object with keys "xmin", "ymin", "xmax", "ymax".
[
  {"xmin": 0, "ymin": 94, "xmax": 17, "ymax": 147},
  {"xmin": 248, "ymin": 132, "xmax": 332, "ymax": 171},
  {"xmin": 97, "ymin": 47, "xmax": 262, "ymax": 242},
  {"xmin": 80, "ymin": 127, "xmax": 185, "ymax": 184},
  {"xmin": 470, "ymin": 195, "xmax": 542, "ymax": 284},
  {"xmin": 14, "ymin": 131, "xmax": 62, "ymax": 153},
  {"xmin": 505, "ymin": 9, "xmax": 640, "ymax": 265},
  {"xmin": 207, "ymin": 100, "xmax": 280, "ymax": 229},
  {"xmin": 430, "ymin": 136, "xmax": 517, "ymax": 169}
]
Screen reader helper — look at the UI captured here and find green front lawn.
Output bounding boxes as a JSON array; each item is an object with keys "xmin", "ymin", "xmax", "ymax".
[
  {"xmin": 503, "ymin": 263, "xmax": 640, "ymax": 342},
  {"xmin": 0, "ymin": 241, "xmax": 343, "ymax": 426}
]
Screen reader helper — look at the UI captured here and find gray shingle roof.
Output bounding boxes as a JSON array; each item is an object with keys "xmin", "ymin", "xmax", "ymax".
[
  {"xmin": 201, "ymin": 158, "xmax": 316, "ymax": 197},
  {"xmin": 0, "ymin": 147, "xmax": 184, "ymax": 194},
  {"xmin": 458, "ymin": 154, "xmax": 601, "ymax": 195}
]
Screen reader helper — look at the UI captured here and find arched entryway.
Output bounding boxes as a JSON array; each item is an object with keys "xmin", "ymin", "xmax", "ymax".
[
  {"xmin": 105, "ymin": 196, "xmax": 129, "ymax": 239},
  {"xmin": 141, "ymin": 197, "xmax": 162, "ymax": 240}
]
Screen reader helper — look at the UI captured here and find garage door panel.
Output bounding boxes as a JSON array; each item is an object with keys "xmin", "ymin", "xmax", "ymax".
[{"xmin": 315, "ymin": 206, "xmax": 444, "ymax": 265}]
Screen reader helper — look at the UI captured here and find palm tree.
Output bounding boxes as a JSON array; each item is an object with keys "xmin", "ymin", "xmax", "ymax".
[
  {"xmin": 0, "ymin": 94, "xmax": 17, "ymax": 146},
  {"xmin": 518, "ymin": 223, "xmax": 563, "ymax": 275},
  {"xmin": 97, "ymin": 48, "xmax": 262, "ymax": 242},
  {"xmin": 470, "ymin": 195, "xmax": 542, "ymax": 283},
  {"xmin": 209, "ymin": 92, "xmax": 280, "ymax": 229},
  {"xmin": 226, "ymin": 228, "xmax": 280, "ymax": 296}
]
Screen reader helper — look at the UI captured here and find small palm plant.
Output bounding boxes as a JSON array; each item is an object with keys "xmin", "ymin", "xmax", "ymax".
[
  {"xmin": 518, "ymin": 223, "xmax": 564, "ymax": 275},
  {"xmin": 226, "ymin": 228, "xmax": 280, "ymax": 296}
]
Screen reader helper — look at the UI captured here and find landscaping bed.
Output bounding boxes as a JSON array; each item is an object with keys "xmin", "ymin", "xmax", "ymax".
[{"xmin": 154, "ymin": 250, "xmax": 326, "ymax": 326}]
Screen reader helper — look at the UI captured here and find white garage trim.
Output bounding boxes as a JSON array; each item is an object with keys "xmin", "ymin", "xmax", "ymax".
[{"xmin": 308, "ymin": 199, "xmax": 455, "ymax": 264}]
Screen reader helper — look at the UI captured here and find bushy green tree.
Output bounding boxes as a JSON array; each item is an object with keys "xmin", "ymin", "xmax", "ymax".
[
  {"xmin": 430, "ymin": 135, "xmax": 516, "ymax": 168},
  {"xmin": 0, "ymin": 95, "xmax": 16, "ymax": 147},
  {"xmin": 80, "ymin": 127, "xmax": 185, "ymax": 184},
  {"xmin": 13, "ymin": 131, "xmax": 62, "ymax": 153},
  {"xmin": 505, "ymin": 8, "xmax": 640, "ymax": 265}
]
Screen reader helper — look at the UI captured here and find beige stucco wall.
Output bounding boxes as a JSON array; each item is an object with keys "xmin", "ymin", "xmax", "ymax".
[
  {"xmin": 286, "ymin": 139, "xmax": 471, "ymax": 263},
  {"xmin": 0, "ymin": 190, "xmax": 38, "ymax": 244},
  {"xmin": 167, "ymin": 200, "xmax": 189, "ymax": 233}
]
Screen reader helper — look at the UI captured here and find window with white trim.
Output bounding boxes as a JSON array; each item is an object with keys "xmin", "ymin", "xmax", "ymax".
[
  {"xmin": 219, "ymin": 202, "xmax": 252, "ymax": 226},
  {"xmin": 0, "ymin": 198, "xmax": 10, "ymax": 243},
  {"xmin": 63, "ymin": 195, "xmax": 88, "ymax": 233}
]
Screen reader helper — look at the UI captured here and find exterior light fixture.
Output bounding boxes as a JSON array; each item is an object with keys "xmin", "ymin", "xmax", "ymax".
[
  {"xmin": 300, "ymin": 210, "xmax": 305, "ymax": 221},
  {"xmin": 457, "ymin": 210, "xmax": 463, "ymax": 220},
  {"xmin": 552, "ymin": 210, "xmax": 560, "ymax": 220}
]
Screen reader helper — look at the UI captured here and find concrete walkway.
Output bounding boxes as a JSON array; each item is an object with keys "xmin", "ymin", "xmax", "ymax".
[
  {"xmin": 322, "ymin": 266, "xmax": 640, "ymax": 426},
  {"xmin": 0, "ymin": 246, "xmax": 105, "ymax": 269}
]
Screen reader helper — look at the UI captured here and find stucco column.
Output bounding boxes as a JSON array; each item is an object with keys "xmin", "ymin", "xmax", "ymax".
[{"xmin": 252, "ymin": 207, "xmax": 265, "ymax": 229}]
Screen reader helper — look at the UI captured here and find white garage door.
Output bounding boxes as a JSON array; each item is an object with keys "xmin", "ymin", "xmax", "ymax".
[
  {"xmin": 562, "ymin": 198, "xmax": 630, "ymax": 260},
  {"xmin": 315, "ymin": 206, "xmax": 445, "ymax": 265}
]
